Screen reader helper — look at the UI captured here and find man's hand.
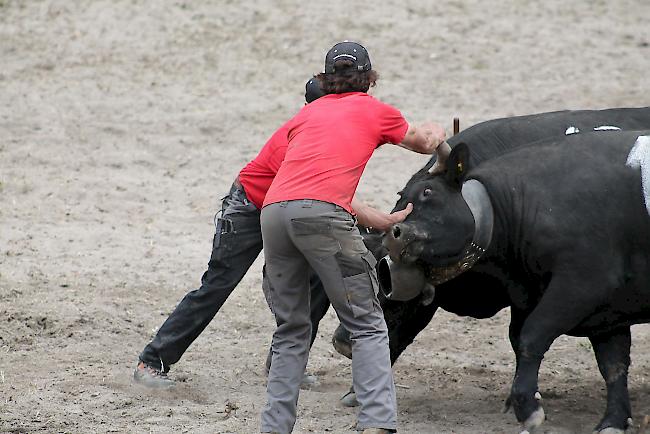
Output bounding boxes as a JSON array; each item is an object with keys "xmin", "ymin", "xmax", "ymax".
[
  {"xmin": 421, "ymin": 122, "xmax": 446, "ymax": 150},
  {"xmin": 379, "ymin": 203, "xmax": 412, "ymax": 231},
  {"xmin": 399, "ymin": 122, "xmax": 447, "ymax": 154},
  {"xmin": 351, "ymin": 196, "xmax": 413, "ymax": 232}
]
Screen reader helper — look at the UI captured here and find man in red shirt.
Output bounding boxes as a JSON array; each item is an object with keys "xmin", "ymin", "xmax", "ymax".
[
  {"xmin": 260, "ymin": 42, "xmax": 446, "ymax": 434},
  {"xmin": 133, "ymin": 78, "xmax": 412, "ymax": 388}
]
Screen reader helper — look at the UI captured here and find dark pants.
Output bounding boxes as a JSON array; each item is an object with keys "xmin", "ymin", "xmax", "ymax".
[{"xmin": 139, "ymin": 183, "xmax": 330, "ymax": 372}]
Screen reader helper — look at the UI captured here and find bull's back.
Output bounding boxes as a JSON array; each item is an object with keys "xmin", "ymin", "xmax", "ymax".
[
  {"xmin": 447, "ymin": 106, "xmax": 650, "ymax": 167},
  {"xmin": 475, "ymin": 130, "xmax": 649, "ymax": 232}
]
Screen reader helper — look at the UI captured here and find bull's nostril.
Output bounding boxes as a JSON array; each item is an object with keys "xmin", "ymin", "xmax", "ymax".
[{"xmin": 393, "ymin": 225, "xmax": 401, "ymax": 238}]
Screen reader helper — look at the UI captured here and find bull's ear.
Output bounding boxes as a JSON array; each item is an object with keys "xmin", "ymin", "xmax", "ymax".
[{"xmin": 445, "ymin": 142, "xmax": 470, "ymax": 188}]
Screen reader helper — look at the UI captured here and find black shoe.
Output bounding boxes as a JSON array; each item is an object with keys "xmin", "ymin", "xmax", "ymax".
[{"xmin": 133, "ymin": 361, "xmax": 175, "ymax": 389}]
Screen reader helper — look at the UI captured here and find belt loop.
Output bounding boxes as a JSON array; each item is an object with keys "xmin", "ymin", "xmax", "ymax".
[{"xmin": 301, "ymin": 199, "xmax": 313, "ymax": 208}]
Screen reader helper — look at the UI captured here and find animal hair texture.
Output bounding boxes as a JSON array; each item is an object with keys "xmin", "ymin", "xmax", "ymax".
[{"xmin": 626, "ymin": 135, "xmax": 650, "ymax": 215}]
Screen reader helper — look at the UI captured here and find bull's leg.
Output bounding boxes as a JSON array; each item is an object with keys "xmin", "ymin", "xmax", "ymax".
[
  {"xmin": 509, "ymin": 349, "xmax": 545, "ymax": 431},
  {"xmin": 332, "ymin": 296, "xmax": 439, "ymax": 364},
  {"xmin": 385, "ymin": 298, "xmax": 439, "ymax": 364},
  {"xmin": 589, "ymin": 327, "xmax": 632, "ymax": 434},
  {"xmin": 503, "ymin": 308, "xmax": 526, "ymax": 412},
  {"xmin": 509, "ymin": 307, "xmax": 527, "ymax": 367},
  {"xmin": 508, "ymin": 273, "xmax": 603, "ymax": 431}
]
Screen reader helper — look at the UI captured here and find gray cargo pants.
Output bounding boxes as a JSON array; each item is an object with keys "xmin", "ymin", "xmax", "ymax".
[{"xmin": 260, "ymin": 200, "xmax": 397, "ymax": 433}]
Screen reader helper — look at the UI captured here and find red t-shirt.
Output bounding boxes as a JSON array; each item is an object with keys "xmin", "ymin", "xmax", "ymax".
[
  {"xmin": 238, "ymin": 122, "xmax": 290, "ymax": 209},
  {"xmin": 263, "ymin": 92, "xmax": 408, "ymax": 213}
]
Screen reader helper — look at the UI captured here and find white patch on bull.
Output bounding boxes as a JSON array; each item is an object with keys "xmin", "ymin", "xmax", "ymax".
[
  {"xmin": 626, "ymin": 135, "xmax": 650, "ymax": 215},
  {"xmin": 594, "ymin": 125, "xmax": 621, "ymax": 131},
  {"xmin": 598, "ymin": 428, "xmax": 626, "ymax": 434},
  {"xmin": 522, "ymin": 406, "xmax": 545, "ymax": 432},
  {"xmin": 565, "ymin": 126, "xmax": 580, "ymax": 135}
]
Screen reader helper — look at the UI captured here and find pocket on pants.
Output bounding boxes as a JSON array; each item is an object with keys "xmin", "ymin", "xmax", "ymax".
[
  {"xmin": 290, "ymin": 216, "xmax": 348, "ymax": 258},
  {"xmin": 210, "ymin": 217, "xmax": 236, "ymax": 266},
  {"xmin": 337, "ymin": 250, "xmax": 379, "ymax": 318}
]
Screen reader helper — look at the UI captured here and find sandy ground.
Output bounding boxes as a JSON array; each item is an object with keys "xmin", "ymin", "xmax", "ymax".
[{"xmin": 2, "ymin": 1, "xmax": 650, "ymax": 433}]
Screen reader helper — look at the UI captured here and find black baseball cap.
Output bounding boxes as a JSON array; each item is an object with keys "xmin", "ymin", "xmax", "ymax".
[
  {"xmin": 324, "ymin": 41, "xmax": 371, "ymax": 74},
  {"xmin": 305, "ymin": 77, "xmax": 325, "ymax": 103}
]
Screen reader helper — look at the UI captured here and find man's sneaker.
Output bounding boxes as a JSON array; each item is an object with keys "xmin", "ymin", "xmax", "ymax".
[{"xmin": 133, "ymin": 361, "xmax": 175, "ymax": 389}]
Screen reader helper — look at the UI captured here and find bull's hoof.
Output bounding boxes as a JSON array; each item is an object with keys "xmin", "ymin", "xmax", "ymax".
[
  {"xmin": 340, "ymin": 388, "xmax": 359, "ymax": 407},
  {"xmin": 522, "ymin": 406, "xmax": 545, "ymax": 432},
  {"xmin": 332, "ymin": 328, "xmax": 352, "ymax": 359},
  {"xmin": 595, "ymin": 428, "xmax": 625, "ymax": 434},
  {"xmin": 503, "ymin": 395, "xmax": 513, "ymax": 413},
  {"xmin": 300, "ymin": 372, "xmax": 319, "ymax": 389},
  {"xmin": 594, "ymin": 416, "xmax": 632, "ymax": 434}
]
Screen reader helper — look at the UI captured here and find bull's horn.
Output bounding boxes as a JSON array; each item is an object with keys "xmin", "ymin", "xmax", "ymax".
[{"xmin": 427, "ymin": 141, "xmax": 452, "ymax": 175}]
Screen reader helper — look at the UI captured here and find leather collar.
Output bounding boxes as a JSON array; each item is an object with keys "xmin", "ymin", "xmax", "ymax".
[{"xmin": 425, "ymin": 179, "xmax": 494, "ymax": 285}]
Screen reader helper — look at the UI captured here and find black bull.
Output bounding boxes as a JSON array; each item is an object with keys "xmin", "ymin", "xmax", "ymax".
[
  {"xmin": 334, "ymin": 106, "xmax": 650, "ymax": 363},
  {"xmin": 327, "ymin": 106, "xmax": 650, "ymax": 426}
]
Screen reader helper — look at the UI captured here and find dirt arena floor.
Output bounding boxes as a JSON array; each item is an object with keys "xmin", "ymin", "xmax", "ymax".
[{"xmin": 2, "ymin": 1, "xmax": 650, "ymax": 433}]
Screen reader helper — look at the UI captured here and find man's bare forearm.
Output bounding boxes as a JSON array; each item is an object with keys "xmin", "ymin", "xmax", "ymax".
[{"xmin": 351, "ymin": 196, "xmax": 413, "ymax": 232}]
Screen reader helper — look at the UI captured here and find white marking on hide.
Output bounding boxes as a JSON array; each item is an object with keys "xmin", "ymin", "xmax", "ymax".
[
  {"xmin": 598, "ymin": 428, "xmax": 625, "ymax": 434},
  {"xmin": 626, "ymin": 135, "xmax": 650, "ymax": 215},
  {"xmin": 523, "ymin": 406, "xmax": 545, "ymax": 431},
  {"xmin": 594, "ymin": 125, "xmax": 621, "ymax": 131},
  {"xmin": 565, "ymin": 126, "xmax": 580, "ymax": 135}
]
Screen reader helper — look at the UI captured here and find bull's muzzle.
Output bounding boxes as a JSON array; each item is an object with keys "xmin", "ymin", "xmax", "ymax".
[
  {"xmin": 377, "ymin": 255, "xmax": 435, "ymax": 305},
  {"xmin": 383, "ymin": 222, "xmax": 423, "ymax": 264}
]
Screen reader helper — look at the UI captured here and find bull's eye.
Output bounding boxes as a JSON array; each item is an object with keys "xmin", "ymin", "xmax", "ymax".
[{"xmin": 423, "ymin": 187, "xmax": 432, "ymax": 197}]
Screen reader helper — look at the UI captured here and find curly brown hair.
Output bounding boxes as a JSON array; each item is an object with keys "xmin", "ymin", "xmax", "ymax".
[{"xmin": 316, "ymin": 59, "xmax": 378, "ymax": 94}]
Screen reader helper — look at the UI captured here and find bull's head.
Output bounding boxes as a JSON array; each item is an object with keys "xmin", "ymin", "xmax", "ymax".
[{"xmin": 382, "ymin": 143, "xmax": 494, "ymax": 297}]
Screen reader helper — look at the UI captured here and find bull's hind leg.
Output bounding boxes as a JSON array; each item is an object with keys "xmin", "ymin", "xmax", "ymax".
[
  {"xmin": 589, "ymin": 327, "xmax": 632, "ymax": 434},
  {"xmin": 384, "ymin": 298, "xmax": 439, "ymax": 364}
]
